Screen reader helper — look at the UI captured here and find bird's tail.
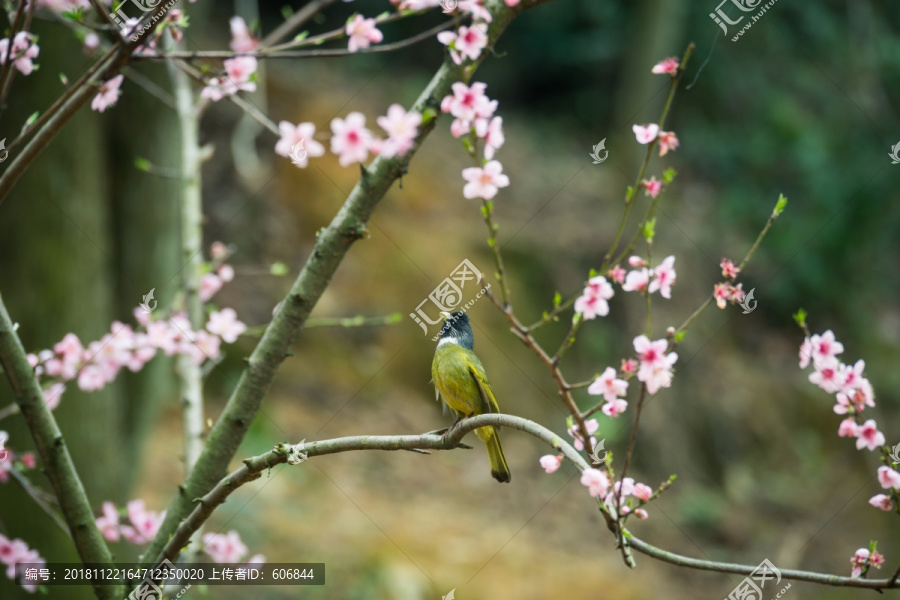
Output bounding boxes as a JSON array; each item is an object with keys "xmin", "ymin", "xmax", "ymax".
[{"xmin": 478, "ymin": 426, "xmax": 511, "ymax": 483}]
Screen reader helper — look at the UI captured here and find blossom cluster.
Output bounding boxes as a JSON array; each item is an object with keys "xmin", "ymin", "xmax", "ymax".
[
  {"xmin": 275, "ymin": 103, "xmax": 422, "ymax": 170},
  {"xmin": 0, "ymin": 32, "xmax": 40, "ymax": 76},
  {"xmin": 202, "ymin": 530, "xmax": 265, "ymax": 564},
  {"xmin": 850, "ymin": 546, "xmax": 884, "ymax": 579},
  {"xmin": 713, "ymin": 258, "xmax": 747, "ymax": 309},
  {"xmin": 25, "ymin": 258, "xmax": 244, "ymax": 409},
  {"xmin": 798, "ymin": 331, "xmax": 897, "ymax": 537},
  {"xmin": 0, "ymin": 534, "xmax": 45, "ymax": 593},
  {"xmin": 440, "ymin": 82, "xmax": 508, "ymax": 200},
  {"xmin": 0, "ymin": 431, "xmax": 38, "ymax": 484},
  {"xmin": 96, "ymin": 499, "xmax": 165, "ymax": 544}
]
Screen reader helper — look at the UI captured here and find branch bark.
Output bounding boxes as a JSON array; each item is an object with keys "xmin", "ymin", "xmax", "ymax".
[
  {"xmin": 0, "ymin": 293, "xmax": 122, "ymax": 600},
  {"xmin": 141, "ymin": 0, "xmax": 527, "ymax": 565}
]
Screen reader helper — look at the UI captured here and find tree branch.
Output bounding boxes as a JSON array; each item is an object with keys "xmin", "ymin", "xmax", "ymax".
[
  {"xmin": 140, "ymin": 0, "xmax": 526, "ymax": 565},
  {"xmin": 0, "ymin": 293, "xmax": 122, "ymax": 600}
]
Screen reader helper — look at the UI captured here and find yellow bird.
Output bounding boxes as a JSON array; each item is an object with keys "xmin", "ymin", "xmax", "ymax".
[{"xmin": 431, "ymin": 311, "xmax": 510, "ymax": 483}]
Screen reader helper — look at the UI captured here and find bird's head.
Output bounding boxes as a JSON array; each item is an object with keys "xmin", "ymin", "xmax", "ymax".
[{"xmin": 437, "ymin": 311, "xmax": 474, "ymax": 350}]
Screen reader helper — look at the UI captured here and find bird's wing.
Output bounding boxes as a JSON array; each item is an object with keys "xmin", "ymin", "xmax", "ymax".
[{"xmin": 466, "ymin": 359, "xmax": 501, "ymax": 415}]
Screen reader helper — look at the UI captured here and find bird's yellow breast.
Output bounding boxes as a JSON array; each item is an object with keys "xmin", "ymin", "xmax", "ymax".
[{"xmin": 431, "ymin": 342, "xmax": 484, "ymax": 417}]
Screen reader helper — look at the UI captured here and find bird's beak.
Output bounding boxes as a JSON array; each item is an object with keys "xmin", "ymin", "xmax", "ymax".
[{"xmin": 439, "ymin": 311, "xmax": 451, "ymax": 320}]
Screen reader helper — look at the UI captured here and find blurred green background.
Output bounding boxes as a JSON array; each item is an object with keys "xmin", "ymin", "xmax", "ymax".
[{"xmin": 0, "ymin": 0, "xmax": 898, "ymax": 598}]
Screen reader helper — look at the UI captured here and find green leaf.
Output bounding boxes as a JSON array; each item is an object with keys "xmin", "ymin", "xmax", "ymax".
[
  {"xmin": 281, "ymin": 5, "xmax": 294, "ymax": 19},
  {"xmin": 773, "ymin": 193, "xmax": 788, "ymax": 217},
  {"xmin": 270, "ymin": 262, "xmax": 289, "ymax": 276},
  {"xmin": 662, "ymin": 167, "xmax": 677, "ymax": 185},
  {"xmin": 625, "ymin": 186, "xmax": 634, "ymax": 202},
  {"xmin": 674, "ymin": 330, "xmax": 686, "ymax": 344},
  {"xmin": 294, "ymin": 31, "xmax": 309, "ymax": 42},
  {"xmin": 420, "ymin": 107, "xmax": 438, "ymax": 125},
  {"xmin": 24, "ymin": 111, "xmax": 39, "ymax": 127},
  {"xmin": 792, "ymin": 308, "xmax": 807, "ymax": 328},
  {"xmin": 642, "ymin": 217, "xmax": 656, "ymax": 243},
  {"xmin": 553, "ymin": 292, "xmax": 561, "ymax": 308},
  {"xmin": 59, "ymin": 73, "xmax": 69, "ymax": 87},
  {"xmin": 134, "ymin": 157, "xmax": 152, "ymax": 172},
  {"xmin": 588, "ymin": 268, "xmax": 597, "ymax": 278}
]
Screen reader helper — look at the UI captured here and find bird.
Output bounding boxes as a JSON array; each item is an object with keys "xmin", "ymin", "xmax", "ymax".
[{"xmin": 431, "ymin": 311, "xmax": 511, "ymax": 483}]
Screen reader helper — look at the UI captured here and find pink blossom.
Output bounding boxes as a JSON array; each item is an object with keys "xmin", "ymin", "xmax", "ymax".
[
  {"xmin": 720, "ymin": 258, "xmax": 740, "ymax": 279},
  {"xmin": 461, "ymin": 160, "xmax": 510, "ymax": 200},
  {"xmin": 77, "ymin": 365, "xmax": 107, "ymax": 391},
  {"xmin": 608, "ymin": 265, "xmax": 626, "ymax": 284},
  {"xmin": 504, "ymin": 0, "xmax": 521, "ymax": 5},
  {"xmin": 838, "ymin": 360, "xmax": 868, "ymax": 397},
  {"xmin": 20, "ymin": 452, "xmax": 35, "ymax": 469},
  {"xmin": 632, "ymin": 123, "xmax": 659, "ymax": 144},
  {"xmin": 642, "ymin": 176, "xmax": 662, "ymax": 198},
  {"xmin": 346, "ymin": 15, "xmax": 383, "ymax": 53},
  {"xmin": 275, "ymin": 121, "xmax": 325, "ymax": 168},
  {"xmin": 539, "ymin": 454, "xmax": 563, "ymax": 473},
  {"xmin": 437, "ymin": 24, "xmax": 488, "ymax": 65},
  {"xmin": 458, "ymin": 0, "xmax": 492, "ymax": 22},
  {"xmin": 850, "ymin": 548, "xmax": 870, "ymax": 578},
  {"xmin": 580, "ymin": 468, "xmax": 609, "ymax": 498},
  {"xmin": 224, "ymin": 56, "xmax": 257, "ymax": 92},
  {"xmin": 574, "ymin": 275, "xmax": 614, "ymax": 320},
  {"xmin": 43, "ymin": 383, "xmax": 65, "ymax": 411},
  {"xmin": 207, "ymin": 308, "xmax": 246, "ymax": 344},
  {"xmin": 808, "ymin": 357, "xmax": 841, "ymax": 393},
  {"xmin": 96, "ymin": 501, "xmax": 120, "ymax": 542},
  {"xmin": 203, "ymin": 531, "xmax": 248, "ymax": 563},
  {"xmin": 211, "ymin": 241, "xmax": 229, "ymax": 260},
  {"xmin": 120, "ymin": 499, "xmax": 165, "ymax": 545},
  {"xmin": 633, "ymin": 508, "xmax": 649, "ymax": 519},
  {"xmin": 870, "ymin": 550, "xmax": 885, "ymax": 568},
  {"xmin": 649, "ymin": 255, "xmax": 676, "ymax": 299},
  {"xmin": 198, "ymin": 272, "xmax": 223, "ymax": 302},
  {"xmin": 567, "ymin": 418, "xmax": 598, "ymax": 452},
  {"xmin": 855, "ymin": 419, "xmax": 885, "ymax": 451},
  {"xmin": 878, "ymin": 466, "xmax": 900, "ymax": 489},
  {"xmin": 601, "ymin": 398, "xmax": 628, "ymax": 418},
  {"xmin": 146, "ymin": 320, "xmax": 179, "ymax": 356},
  {"xmin": 0, "ymin": 32, "xmax": 40, "ymax": 75},
  {"xmin": 477, "ymin": 116, "xmax": 505, "ymax": 160},
  {"xmin": 809, "ymin": 330, "xmax": 843, "ymax": 366},
  {"xmin": 628, "ymin": 256, "xmax": 647, "ymax": 268},
  {"xmin": 651, "ymin": 56, "xmax": 679, "ymax": 76},
  {"xmin": 634, "ymin": 335, "xmax": 677, "ymax": 395},
  {"xmin": 657, "ymin": 131, "xmax": 679, "ymax": 156},
  {"xmin": 55, "ymin": 333, "xmax": 84, "ymax": 362},
  {"xmin": 621, "ymin": 358, "xmax": 638, "ymax": 375},
  {"xmin": 219, "ymin": 264, "xmax": 235, "ymax": 282},
  {"xmin": 229, "ymin": 16, "xmax": 258, "ymax": 52},
  {"xmin": 376, "ymin": 104, "xmax": 422, "ymax": 158},
  {"xmin": 91, "ymin": 74, "xmax": 124, "ymax": 113},
  {"xmin": 622, "ymin": 268, "xmax": 650, "ymax": 293},
  {"xmin": 588, "ymin": 367, "xmax": 628, "ymax": 402},
  {"xmin": 84, "ymin": 32, "xmax": 100, "ymax": 52},
  {"xmin": 330, "ymin": 112, "xmax": 373, "ymax": 166},
  {"xmin": 441, "ymin": 82, "xmax": 497, "ymax": 124},
  {"xmin": 869, "ymin": 494, "xmax": 893, "ymax": 511},
  {"xmin": 188, "ymin": 330, "xmax": 222, "ymax": 365},
  {"xmin": 633, "ymin": 482, "xmax": 653, "ymax": 501},
  {"xmin": 837, "ymin": 417, "xmax": 858, "ymax": 437},
  {"xmin": 798, "ymin": 337, "xmax": 812, "ymax": 368}
]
